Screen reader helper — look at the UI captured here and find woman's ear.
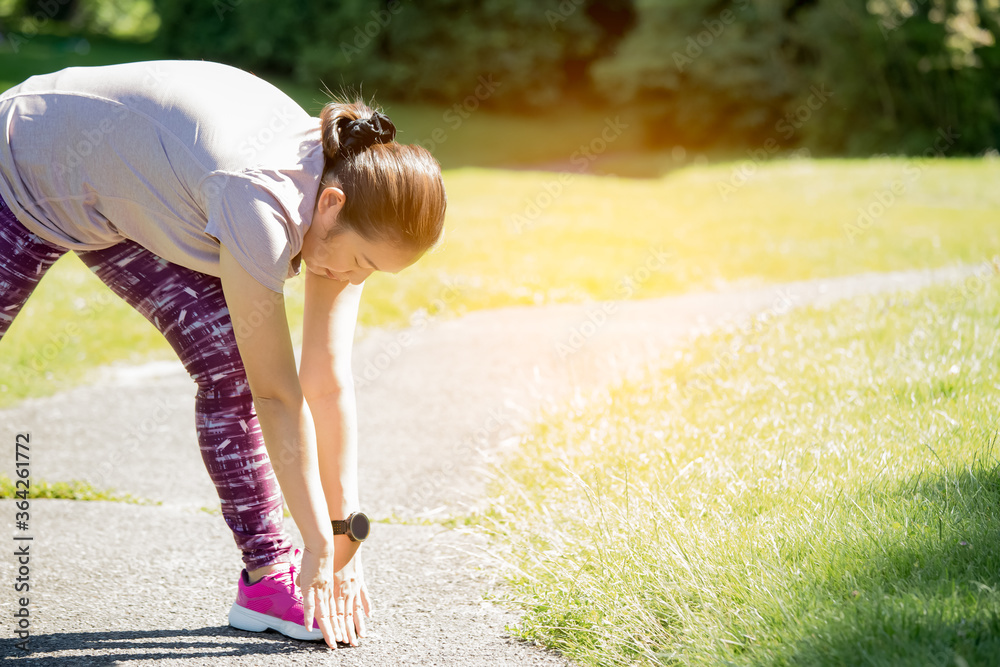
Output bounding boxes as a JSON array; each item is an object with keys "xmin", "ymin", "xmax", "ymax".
[{"xmin": 318, "ymin": 185, "xmax": 347, "ymax": 216}]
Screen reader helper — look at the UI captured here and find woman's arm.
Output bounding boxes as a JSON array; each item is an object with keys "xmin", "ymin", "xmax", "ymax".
[
  {"xmin": 300, "ymin": 268, "xmax": 371, "ymax": 646},
  {"xmin": 218, "ymin": 246, "xmax": 339, "ymax": 647},
  {"xmin": 299, "ymin": 268, "xmax": 364, "ymax": 568}
]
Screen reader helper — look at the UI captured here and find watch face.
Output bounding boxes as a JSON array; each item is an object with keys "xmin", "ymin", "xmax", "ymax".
[{"xmin": 349, "ymin": 513, "xmax": 371, "ymax": 541}]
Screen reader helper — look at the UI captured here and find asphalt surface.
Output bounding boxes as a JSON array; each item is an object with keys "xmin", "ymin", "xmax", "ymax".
[{"xmin": 0, "ymin": 265, "xmax": 971, "ymax": 664}]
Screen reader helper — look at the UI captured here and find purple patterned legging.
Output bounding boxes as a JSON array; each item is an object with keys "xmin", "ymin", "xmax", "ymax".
[{"xmin": 0, "ymin": 197, "xmax": 291, "ymax": 570}]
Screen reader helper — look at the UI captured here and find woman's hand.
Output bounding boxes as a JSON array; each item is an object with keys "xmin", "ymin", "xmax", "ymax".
[
  {"xmin": 296, "ymin": 546, "xmax": 339, "ymax": 647},
  {"xmin": 334, "ymin": 552, "xmax": 373, "ymax": 646}
]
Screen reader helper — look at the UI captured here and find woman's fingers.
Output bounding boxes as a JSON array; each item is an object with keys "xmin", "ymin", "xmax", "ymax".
[
  {"xmin": 301, "ymin": 582, "xmax": 316, "ymax": 636},
  {"xmin": 338, "ymin": 574, "xmax": 367, "ymax": 644},
  {"xmin": 306, "ymin": 557, "xmax": 372, "ymax": 648},
  {"xmin": 315, "ymin": 587, "xmax": 338, "ymax": 649},
  {"xmin": 335, "ymin": 587, "xmax": 350, "ymax": 645},
  {"xmin": 300, "ymin": 583, "xmax": 334, "ymax": 649},
  {"xmin": 360, "ymin": 580, "xmax": 373, "ymax": 619},
  {"xmin": 344, "ymin": 587, "xmax": 359, "ymax": 646},
  {"xmin": 352, "ymin": 587, "xmax": 367, "ymax": 640},
  {"xmin": 297, "ymin": 553, "xmax": 338, "ymax": 649}
]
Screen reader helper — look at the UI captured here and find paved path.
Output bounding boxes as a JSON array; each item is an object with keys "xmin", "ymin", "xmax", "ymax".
[{"xmin": 0, "ymin": 265, "xmax": 972, "ymax": 664}]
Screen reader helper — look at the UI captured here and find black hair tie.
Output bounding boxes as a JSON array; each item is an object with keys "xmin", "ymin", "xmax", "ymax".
[{"xmin": 340, "ymin": 112, "xmax": 396, "ymax": 158}]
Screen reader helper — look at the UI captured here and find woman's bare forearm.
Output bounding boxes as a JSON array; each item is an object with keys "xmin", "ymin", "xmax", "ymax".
[
  {"xmin": 306, "ymin": 381, "xmax": 362, "ymax": 569},
  {"xmin": 307, "ymin": 382, "xmax": 360, "ymax": 517}
]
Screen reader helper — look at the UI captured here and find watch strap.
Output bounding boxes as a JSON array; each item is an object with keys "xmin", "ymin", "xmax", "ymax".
[{"xmin": 331, "ymin": 519, "xmax": 350, "ymax": 536}]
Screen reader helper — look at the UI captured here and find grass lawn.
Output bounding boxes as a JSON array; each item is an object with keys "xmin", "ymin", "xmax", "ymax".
[
  {"xmin": 0, "ymin": 473, "xmax": 155, "ymax": 503},
  {"xmin": 2, "ymin": 157, "xmax": 998, "ymax": 407},
  {"xmin": 475, "ymin": 269, "xmax": 1000, "ymax": 666},
  {"xmin": 1, "ymin": 35, "xmax": 999, "ymax": 407}
]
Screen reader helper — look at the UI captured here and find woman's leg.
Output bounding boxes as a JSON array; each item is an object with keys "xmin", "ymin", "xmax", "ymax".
[
  {"xmin": 75, "ymin": 239, "xmax": 293, "ymax": 570},
  {"xmin": 0, "ymin": 198, "xmax": 68, "ymax": 340}
]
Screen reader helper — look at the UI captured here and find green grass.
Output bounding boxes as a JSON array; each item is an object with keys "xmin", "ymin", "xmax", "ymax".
[
  {"xmin": 0, "ymin": 33, "xmax": 157, "ymax": 93},
  {"xmin": 475, "ymin": 267, "xmax": 1000, "ymax": 665},
  {"xmin": 0, "ymin": 473, "xmax": 156, "ymax": 503},
  {"xmin": 3, "ymin": 158, "xmax": 998, "ymax": 407}
]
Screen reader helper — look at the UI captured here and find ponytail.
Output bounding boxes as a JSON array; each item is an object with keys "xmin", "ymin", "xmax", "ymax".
[{"xmin": 318, "ymin": 98, "xmax": 446, "ymax": 253}]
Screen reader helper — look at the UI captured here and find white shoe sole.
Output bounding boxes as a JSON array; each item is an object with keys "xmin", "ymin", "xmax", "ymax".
[{"xmin": 228, "ymin": 603, "xmax": 324, "ymax": 641}]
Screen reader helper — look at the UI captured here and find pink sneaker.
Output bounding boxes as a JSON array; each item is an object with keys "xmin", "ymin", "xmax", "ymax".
[{"xmin": 228, "ymin": 553, "xmax": 323, "ymax": 641}]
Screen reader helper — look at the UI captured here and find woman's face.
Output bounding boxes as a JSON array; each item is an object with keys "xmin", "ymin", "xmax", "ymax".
[{"xmin": 302, "ymin": 186, "xmax": 419, "ymax": 285}]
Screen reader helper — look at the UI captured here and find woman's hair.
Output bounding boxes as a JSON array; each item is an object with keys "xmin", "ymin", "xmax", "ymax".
[{"xmin": 319, "ymin": 99, "xmax": 446, "ymax": 253}]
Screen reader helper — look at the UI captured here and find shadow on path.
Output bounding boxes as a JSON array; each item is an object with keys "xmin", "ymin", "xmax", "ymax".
[{"xmin": 2, "ymin": 626, "xmax": 330, "ymax": 663}]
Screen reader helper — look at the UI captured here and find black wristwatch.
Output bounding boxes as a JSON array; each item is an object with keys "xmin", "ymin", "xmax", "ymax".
[{"xmin": 331, "ymin": 512, "xmax": 370, "ymax": 543}]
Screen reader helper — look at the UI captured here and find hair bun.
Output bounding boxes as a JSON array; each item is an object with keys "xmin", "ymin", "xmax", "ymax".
[{"xmin": 339, "ymin": 112, "xmax": 396, "ymax": 158}]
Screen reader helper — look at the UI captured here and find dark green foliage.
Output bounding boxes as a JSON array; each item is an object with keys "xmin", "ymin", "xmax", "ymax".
[
  {"xmin": 23, "ymin": 0, "xmax": 80, "ymax": 23},
  {"xmin": 152, "ymin": 0, "xmax": 999, "ymax": 154},
  {"xmin": 791, "ymin": 0, "xmax": 1000, "ymax": 155},
  {"xmin": 593, "ymin": 0, "xmax": 999, "ymax": 154},
  {"xmin": 300, "ymin": 0, "xmax": 602, "ymax": 107},
  {"xmin": 4, "ymin": 0, "xmax": 158, "ymax": 39},
  {"xmin": 591, "ymin": 0, "xmax": 800, "ymax": 148},
  {"xmin": 155, "ymin": 0, "xmax": 632, "ymax": 109},
  {"xmin": 155, "ymin": 0, "xmax": 313, "ymax": 73}
]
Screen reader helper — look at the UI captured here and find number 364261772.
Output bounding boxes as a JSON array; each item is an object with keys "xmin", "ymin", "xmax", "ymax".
[{"xmin": 14, "ymin": 433, "xmax": 30, "ymax": 498}]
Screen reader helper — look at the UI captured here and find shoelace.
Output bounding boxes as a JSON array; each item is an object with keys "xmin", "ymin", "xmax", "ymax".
[
  {"xmin": 287, "ymin": 557, "xmax": 316, "ymax": 606},
  {"xmin": 263, "ymin": 563, "xmax": 299, "ymax": 599},
  {"xmin": 255, "ymin": 551, "xmax": 306, "ymax": 601}
]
